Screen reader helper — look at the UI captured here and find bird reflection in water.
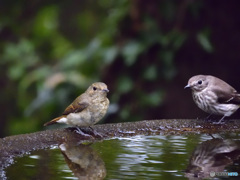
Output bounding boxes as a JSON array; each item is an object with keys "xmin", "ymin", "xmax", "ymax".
[
  {"xmin": 185, "ymin": 138, "xmax": 240, "ymax": 179},
  {"xmin": 59, "ymin": 142, "xmax": 106, "ymax": 180}
]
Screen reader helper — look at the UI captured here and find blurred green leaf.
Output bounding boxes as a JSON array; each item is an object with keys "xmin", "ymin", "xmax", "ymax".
[
  {"xmin": 51, "ymin": 35, "xmax": 73, "ymax": 58},
  {"xmin": 103, "ymin": 46, "xmax": 119, "ymax": 64},
  {"xmin": 197, "ymin": 30, "xmax": 213, "ymax": 53},
  {"xmin": 117, "ymin": 76, "xmax": 133, "ymax": 94},
  {"xmin": 33, "ymin": 6, "xmax": 59, "ymax": 39},
  {"xmin": 9, "ymin": 63, "xmax": 25, "ymax": 80},
  {"xmin": 105, "ymin": 1, "xmax": 129, "ymax": 35},
  {"xmin": 122, "ymin": 41, "xmax": 143, "ymax": 66},
  {"xmin": 61, "ymin": 50, "xmax": 86, "ymax": 69},
  {"xmin": 19, "ymin": 66, "xmax": 51, "ymax": 93},
  {"xmin": 143, "ymin": 65, "xmax": 157, "ymax": 81},
  {"xmin": 172, "ymin": 33, "xmax": 186, "ymax": 50},
  {"xmin": 141, "ymin": 91, "xmax": 165, "ymax": 106},
  {"xmin": 3, "ymin": 39, "xmax": 39, "ymax": 64},
  {"xmin": 3, "ymin": 39, "xmax": 39, "ymax": 80},
  {"xmin": 85, "ymin": 38, "xmax": 102, "ymax": 59},
  {"xmin": 148, "ymin": 91, "xmax": 164, "ymax": 106},
  {"xmin": 119, "ymin": 106, "xmax": 130, "ymax": 120}
]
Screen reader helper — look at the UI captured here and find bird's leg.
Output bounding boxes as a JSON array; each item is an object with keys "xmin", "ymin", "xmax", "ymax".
[
  {"xmin": 74, "ymin": 127, "xmax": 92, "ymax": 137},
  {"xmin": 89, "ymin": 126, "xmax": 102, "ymax": 138},
  {"xmin": 218, "ymin": 116, "xmax": 226, "ymax": 124},
  {"xmin": 213, "ymin": 116, "xmax": 225, "ymax": 124},
  {"xmin": 204, "ymin": 113, "xmax": 213, "ymax": 121}
]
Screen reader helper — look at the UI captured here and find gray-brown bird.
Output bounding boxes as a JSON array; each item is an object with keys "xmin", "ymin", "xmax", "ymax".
[
  {"xmin": 185, "ymin": 75, "xmax": 240, "ymax": 122},
  {"xmin": 44, "ymin": 82, "xmax": 109, "ymax": 130}
]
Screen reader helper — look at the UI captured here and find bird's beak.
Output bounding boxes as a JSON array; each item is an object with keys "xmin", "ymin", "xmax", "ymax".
[
  {"xmin": 184, "ymin": 84, "xmax": 191, "ymax": 89},
  {"xmin": 102, "ymin": 89, "xmax": 109, "ymax": 93}
]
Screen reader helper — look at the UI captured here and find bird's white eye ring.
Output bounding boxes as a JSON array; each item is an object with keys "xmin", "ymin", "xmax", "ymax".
[{"xmin": 198, "ymin": 80, "xmax": 202, "ymax": 85}]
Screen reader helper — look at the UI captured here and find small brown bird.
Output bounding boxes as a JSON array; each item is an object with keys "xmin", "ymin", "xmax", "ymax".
[
  {"xmin": 185, "ymin": 75, "xmax": 240, "ymax": 122},
  {"xmin": 44, "ymin": 82, "xmax": 109, "ymax": 130}
]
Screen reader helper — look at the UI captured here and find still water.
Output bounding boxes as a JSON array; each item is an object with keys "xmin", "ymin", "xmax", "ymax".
[{"xmin": 3, "ymin": 133, "xmax": 240, "ymax": 179}]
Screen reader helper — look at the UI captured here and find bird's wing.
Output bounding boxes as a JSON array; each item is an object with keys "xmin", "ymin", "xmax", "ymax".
[
  {"xmin": 62, "ymin": 102, "xmax": 89, "ymax": 115},
  {"xmin": 214, "ymin": 86, "xmax": 240, "ymax": 104},
  {"xmin": 62, "ymin": 94, "xmax": 89, "ymax": 115}
]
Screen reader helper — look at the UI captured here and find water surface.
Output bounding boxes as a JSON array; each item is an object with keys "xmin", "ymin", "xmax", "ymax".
[{"xmin": 3, "ymin": 133, "xmax": 240, "ymax": 179}]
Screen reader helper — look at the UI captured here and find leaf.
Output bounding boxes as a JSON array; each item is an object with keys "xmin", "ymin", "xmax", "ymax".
[
  {"xmin": 143, "ymin": 65, "xmax": 157, "ymax": 81},
  {"xmin": 122, "ymin": 41, "xmax": 143, "ymax": 66},
  {"xmin": 117, "ymin": 76, "xmax": 133, "ymax": 94},
  {"xmin": 103, "ymin": 46, "xmax": 119, "ymax": 64},
  {"xmin": 197, "ymin": 31, "xmax": 213, "ymax": 53}
]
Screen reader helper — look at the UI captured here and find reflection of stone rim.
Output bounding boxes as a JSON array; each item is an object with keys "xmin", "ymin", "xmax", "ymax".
[{"xmin": 210, "ymin": 171, "xmax": 215, "ymax": 177}]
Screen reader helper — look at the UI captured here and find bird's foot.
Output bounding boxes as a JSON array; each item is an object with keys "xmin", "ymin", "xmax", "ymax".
[
  {"xmin": 89, "ymin": 126, "xmax": 103, "ymax": 138},
  {"xmin": 74, "ymin": 127, "xmax": 92, "ymax": 137}
]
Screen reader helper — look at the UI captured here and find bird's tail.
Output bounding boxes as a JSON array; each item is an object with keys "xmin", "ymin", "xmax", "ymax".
[{"xmin": 44, "ymin": 116, "xmax": 65, "ymax": 126}]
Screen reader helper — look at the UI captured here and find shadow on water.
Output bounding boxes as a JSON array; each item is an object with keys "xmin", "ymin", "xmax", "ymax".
[{"xmin": 1, "ymin": 119, "xmax": 240, "ymax": 179}]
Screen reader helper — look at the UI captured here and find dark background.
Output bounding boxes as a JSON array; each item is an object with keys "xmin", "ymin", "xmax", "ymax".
[{"xmin": 1, "ymin": 0, "xmax": 240, "ymax": 137}]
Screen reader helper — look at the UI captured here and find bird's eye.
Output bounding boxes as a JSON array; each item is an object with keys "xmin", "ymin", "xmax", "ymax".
[
  {"xmin": 198, "ymin": 80, "xmax": 202, "ymax": 85},
  {"xmin": 93, "ymin": 87, "xmax": 97, "ymax": 91}
]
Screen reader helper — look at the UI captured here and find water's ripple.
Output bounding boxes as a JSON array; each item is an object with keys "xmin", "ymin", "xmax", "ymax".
[{"xmin": 3, "ymin": 133, "xmax": 240, "ymax": 180}]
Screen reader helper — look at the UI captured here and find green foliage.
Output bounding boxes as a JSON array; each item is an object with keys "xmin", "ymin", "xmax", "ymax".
[
  {"xmin": 197, "ymin": 29, "xmax": 213, "ymax": 53},
  {"xmin": 0, "ymin": 0, "xmax": 209, "ymax": 136},
  {"xmin": 122, "ymin": 41, "xmax": 144, "ymax": 66}
]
